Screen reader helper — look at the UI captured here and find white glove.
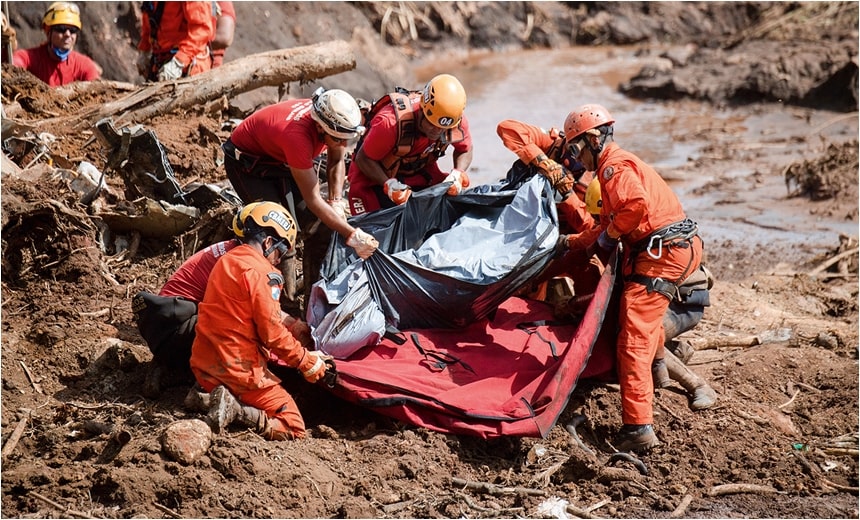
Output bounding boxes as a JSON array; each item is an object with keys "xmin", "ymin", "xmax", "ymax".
[
  {"xmin": 328, "ymin": 198, "xmax": 351, "ymax": 221},
  {"xmin": 346, "ymin": 227, "xmax": 379, "ymax": 260},
  {"xmin": 299, "ymin": 350, "xmax": 331, "ymax": 384},
  {"xmin": 157, "ymin": 57, "xmax": 185, "ymax": 81},
  {"xmin": 136, "ymin": 51, "xmax": 151, "ymax": 78},
  {"xmin": 443, "ymin": 168, "xmax": 470, "ymax": 196}
]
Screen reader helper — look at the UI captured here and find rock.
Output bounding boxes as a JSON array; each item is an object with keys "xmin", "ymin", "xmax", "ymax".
[{"xmin": 161, "ymin": 419, "xmax": 212, "ymax": 465}]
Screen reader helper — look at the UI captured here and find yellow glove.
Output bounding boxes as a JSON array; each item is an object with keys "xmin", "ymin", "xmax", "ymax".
[
  {"xmin": 346, "ymin": 227, "xmax": 379, "ymax": 260},
  {"xmin": 384, "ymin": 178, "xmax": 412, "ymax": 205}
]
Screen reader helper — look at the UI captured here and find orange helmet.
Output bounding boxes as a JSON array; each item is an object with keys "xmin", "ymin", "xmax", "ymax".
[
  {"xmin": 420, "ymin": 74, "xmax": 466, "ymax": 129},
  {"xmin": 563, "ymin": 104, "xmax": 614, "ymax": 141},
  {"xmin": 43, "ymin": 2, "xmax": 82, "ymax": 30}
]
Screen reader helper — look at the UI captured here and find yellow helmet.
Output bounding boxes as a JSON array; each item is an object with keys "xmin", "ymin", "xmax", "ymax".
[
  {"xmin": 585, "ymin": 178, "xmax": 602, "ymax": 216},
  {"xmin": 420, "ymin": 74, "xmax": 466, "ymax": 129},
  {"xmin": 231, "ymin": 202, "xmax": 264, "ymax": 237},
  {"xmin": 239, "ymin": 201, "xmax": 297, "ymax": 250},
  {"xmin": 43, "ymin": 2, "xmax": 82, "ymax": 30}
]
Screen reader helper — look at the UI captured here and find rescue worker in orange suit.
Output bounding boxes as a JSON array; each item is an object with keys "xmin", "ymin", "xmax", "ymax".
[
  {"xmin": 12, "ymin": 2, "xmax": 101, "ymax": 86},
  {"xmin": 575, "ymin": 179, "xmax": 717, "ymax": 413},
  {"xmin": 496, "ymin": 118, "xmax": 601, "ymax": 298},
  {"xmin": 209, "ymin": 1, "xmax": 234, "ymax": 68},
  {"xmin": 189, "ymin": 202, "xmax": 331, "ymax": 440},
  {"xmin": 136, "ymin": 1, "xmax": 214, "ymax": 82},
  {"xmin": 558, "ymin": 104, "xmax": 705, "ymax": 452},
  {"xmin": 132, "ymin": 203, "xmax": 313, "ymax": 398},
  {"xmin": 223, "ymin": 87, "xmax": 379, "ymax": 311},
  {"xmin": 347, "ymin": 74, "xmax": 474, "ymax": 216}
]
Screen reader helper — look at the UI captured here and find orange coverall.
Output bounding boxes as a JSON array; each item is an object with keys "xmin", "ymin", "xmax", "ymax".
[
  {"xmin": 190, "ymin": 244, "xmax": 318, "ymax": 439},
  {"xmin": 570, "ymin": 142, "xmax": 703, "ymax": 426},
  {"xmin": 138, "ymin": 1, "xmax": 214, "ymax": 76},
  {"xmin": 497, "ymin": 119, "xmax": 599, "ymax": 293}
]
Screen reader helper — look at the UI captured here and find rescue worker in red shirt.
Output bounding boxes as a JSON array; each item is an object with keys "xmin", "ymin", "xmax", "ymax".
[
  {"xmin": 559, "ymin": 104, "xmax": 705, "ymax": 452},
  {"xmin": 136, "ymin": 1, "xmax": 214, "ymax": 82},
  {"xmin": 190, "ymin": 202, "xmax": 331, "ymax": 440},
  {"xmin": 210, "ymin": 1, "xmax": 235, "ymax": 68},
  {"xmin": 224, "ymin": 87, "xmax": 379, "ymax": 311},
  {"xmin": 12, "ymin": 2, "xmax": 101, "ymax": 86},
  {"xmin": 348, "ymin": 74, "xmax": 474, "ymax": 216}
]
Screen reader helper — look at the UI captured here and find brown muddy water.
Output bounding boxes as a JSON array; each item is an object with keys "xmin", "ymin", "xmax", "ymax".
[{"xmin": 417, "ymin": 46, "xmax": 859, "ymax": 272}]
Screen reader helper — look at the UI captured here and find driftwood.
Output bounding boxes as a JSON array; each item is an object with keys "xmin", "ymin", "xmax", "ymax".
[
  {"xmin": 64, "ymin": 40, "xmax": 356, "ymax": 129},
  {"xmin": 706, "ymin": 483, "xmax": 779, "ymax": 496},
  {"xmin": 1, "ymin": 412, "xmax": 29, "ymax": 460}
]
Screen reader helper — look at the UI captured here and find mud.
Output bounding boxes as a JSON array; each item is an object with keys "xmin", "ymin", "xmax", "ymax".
[{"xmin": 2, "ymin": 3, "xmax": 858, "ymax": 519}]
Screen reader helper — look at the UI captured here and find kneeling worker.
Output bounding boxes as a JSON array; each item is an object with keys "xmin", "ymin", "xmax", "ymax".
[{"xmin": 190, "ymin": 202, "xmax": 331, "ymax": 440}]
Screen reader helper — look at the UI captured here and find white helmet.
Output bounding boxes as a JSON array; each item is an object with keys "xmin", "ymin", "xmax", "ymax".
[{"xmin": 310, "ymin": 87, "xmax": 365, "ymax": 140}]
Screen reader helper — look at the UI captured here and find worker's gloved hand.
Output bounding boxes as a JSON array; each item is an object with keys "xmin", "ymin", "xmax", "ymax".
[
  {"xmin": 298, "ymin": 350, "xmax": 331, "ymax": 384},
  {"xmin": 535, "ymin": 154, "xmax": 565, "ymax": 187},
  {"xmin": 586, "ymin": 230, "xmax": 617, "ymax": 264},
  {"xmin": 327, "ymin": 198, "xmax": 351, "ymax": 221},
  {"xmin": 554, "ymin": 172, "xmax": 576, "ymax": 197},
  {"xmin": 136, "ymin": 51, "xmax": 151, "ymax": 78},
  {"xmin": 383, "ymin": 178, "xmax": 412, "ymax": 205},
  {"xmin": 555, "ymin": 234, "xmax": 572, "ymax": 256},
  {"xmin": 346, "ymin": 227, "xmax": 379, "ymax": 260},
  {"xmin": 443, "ymin": 168, "xmax": 470, "ymax": 196},
  {"xmin": 157, "ymin": 56, "xmax": 185, "ymax": 81}
]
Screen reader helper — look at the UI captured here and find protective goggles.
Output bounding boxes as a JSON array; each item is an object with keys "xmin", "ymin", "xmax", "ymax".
[
  {"xmin": 565, "ymin": 128, "xmax": 602, "ymax": 159},
  {"xmin": 264, "ymin": 237, "xmax": 292, "ymax": 258},
  {"xmin": 51, "ymin": 25, "xmax": 80, "ymax": 35}
]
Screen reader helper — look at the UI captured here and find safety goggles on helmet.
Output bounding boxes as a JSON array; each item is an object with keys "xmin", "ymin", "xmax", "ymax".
[
  {"xmin": 310, "ymin": 87, "xmax": 365, "ymax": 140},
  {"xmin": 565, "ymin": 128, "xmax": 602, "ymax": 159},
  {"xmin": 43, "ymin": 1, "xmax": 82, "ymax": 30}
]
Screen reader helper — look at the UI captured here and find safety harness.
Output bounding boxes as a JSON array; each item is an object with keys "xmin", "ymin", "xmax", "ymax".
[
  {"xmin": 356, "ymin": 87, "xmax": 466, "ymax": 184},
  {"xmin": 625, "ymin": 218, "xmax": 700, "ymax": 300}
]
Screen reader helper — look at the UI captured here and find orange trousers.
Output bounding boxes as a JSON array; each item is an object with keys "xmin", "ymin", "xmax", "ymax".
[
  {"xmin": 200, "ymin": 381, "xmax": 306, "ymax": 440},
  {"xmin": 617, "ymin": 236, "xmax": 703, "ymax": 425}
]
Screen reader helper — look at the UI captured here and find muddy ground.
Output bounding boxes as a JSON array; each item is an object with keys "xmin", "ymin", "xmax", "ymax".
[{"xmin": 2, "ymin": 2, "xmax": 858, "ymax": 519}]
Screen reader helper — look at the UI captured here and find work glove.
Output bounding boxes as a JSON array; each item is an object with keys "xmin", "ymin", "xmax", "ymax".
[
  {"xmin": 586, "ymin": 230, "xmax": 618, "ymax": 265},
  {"xmin": 346, "ymin": 227, "xmax": 379, "ymax": 260},
  {"xmin": 136, "ymin": 51, "xmax": 151, "ymax": 78},
  {"xmin": 327, "ymin": 198, "xmax": 351, "ymax": 221},
  {"xmin": 554, "ymin": 172, "xmax": 576, "ymax": 197},
  {"xmin": 383, "ymin": 178, "xmax": 412, "ymax": 205},
  {"xmin": 157, "ymin": 56, "xmax": 185, "ymax": 81},
  {"xmin": 282, "ymin": 313, "xmax": 313, "ymax": 349},
  {"xmin": 443, "ymin": 168, "xmax": 470, "ymax": 196},
  {"xmin": 298, "ymin": 350, "xmax": 331, "ymax": 384},
  {"xmin": 535, "ymin": 154, "xmax": 565, "ymax": 187}
]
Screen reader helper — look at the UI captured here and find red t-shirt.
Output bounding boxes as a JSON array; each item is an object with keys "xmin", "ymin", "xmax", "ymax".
[
  {"xmin": 12, "ymin": 43, "xmax": 101, "ymax": 87},
  {"xmin": 348, "ymin": 96, "xmax": 472, "ymax": 190},
  {"xmin": 229, "ymin": 98, "xmax": 326, "ymax": 170},
  {"xmin": 159, "ymin": 239, "xmax": 239, "ymax": 302}
]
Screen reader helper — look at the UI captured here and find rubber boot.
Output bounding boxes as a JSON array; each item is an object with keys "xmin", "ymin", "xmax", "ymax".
[
  {"xmin": 665, "ymin": 350, "xmax": 717, "ymax": 411},
  {"xmin": 207, "ymin": 385, "xmax": 241, "ymax": 434},
  {"xmin": 183, "ymin": 384, "xmax": 210, "ymax": 412},
  {"xmin": 651, "ymin": 358, "xmax": 672, "ymax": 388},
  {"xmin": 615, "ymin": 424, "xmax": 660, "ymax": 453},
  {"xmin": 666, "ymin": 338, "xmax": 695, "ymax": 364}
]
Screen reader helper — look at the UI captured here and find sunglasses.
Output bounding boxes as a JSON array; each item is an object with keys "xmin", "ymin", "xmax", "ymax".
[{"xmin": 51, "ymin": 25, "xmax": 80, "ymax": 35}]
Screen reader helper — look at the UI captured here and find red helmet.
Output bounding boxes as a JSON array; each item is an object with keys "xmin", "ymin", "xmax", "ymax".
[{"xmin": 563, "ymin": 104, "xmax": 615, "ymax": 141}]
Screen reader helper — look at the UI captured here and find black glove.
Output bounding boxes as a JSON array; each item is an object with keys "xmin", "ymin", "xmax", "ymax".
[{"xmin": 587, "ymin": 230, "xmax": 617, "ymax": 265}]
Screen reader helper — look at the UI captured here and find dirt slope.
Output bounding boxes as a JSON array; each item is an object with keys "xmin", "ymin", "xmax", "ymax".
[{"xmin": 2, "ymin": 2, "xmax": 858, "ymax": 519}]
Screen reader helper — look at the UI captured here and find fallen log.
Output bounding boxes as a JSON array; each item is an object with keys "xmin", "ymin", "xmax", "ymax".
[{"xmin": 67, "ymin": 40, "xmax": 356, "ymax": 129}]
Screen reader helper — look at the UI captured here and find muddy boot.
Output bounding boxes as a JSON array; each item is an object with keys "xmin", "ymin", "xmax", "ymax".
[
  {"xmin": 651, "ymin": 358, "xmax": 672, "ymax": 388},
  {"xmin": 666, "ymin": 338, "xmax": 695, "ymax": 364},
  {"xmin": 183, "ymin": 384, "xmax": 210, "ymax": 412},
  {"xmin": 665, "ymin": 350, "xmax": 717, "ymax": 411},
  {"xmin": 615, "ymin": 424, "xmax": 660, "ymax": 453},
  {"xmin": 207, "ymin": 385, "xmax": 241, "ymax": 434},
  {"xmin": 234, "ymin": 402, "xmax": 294, "ymax": 440}
]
